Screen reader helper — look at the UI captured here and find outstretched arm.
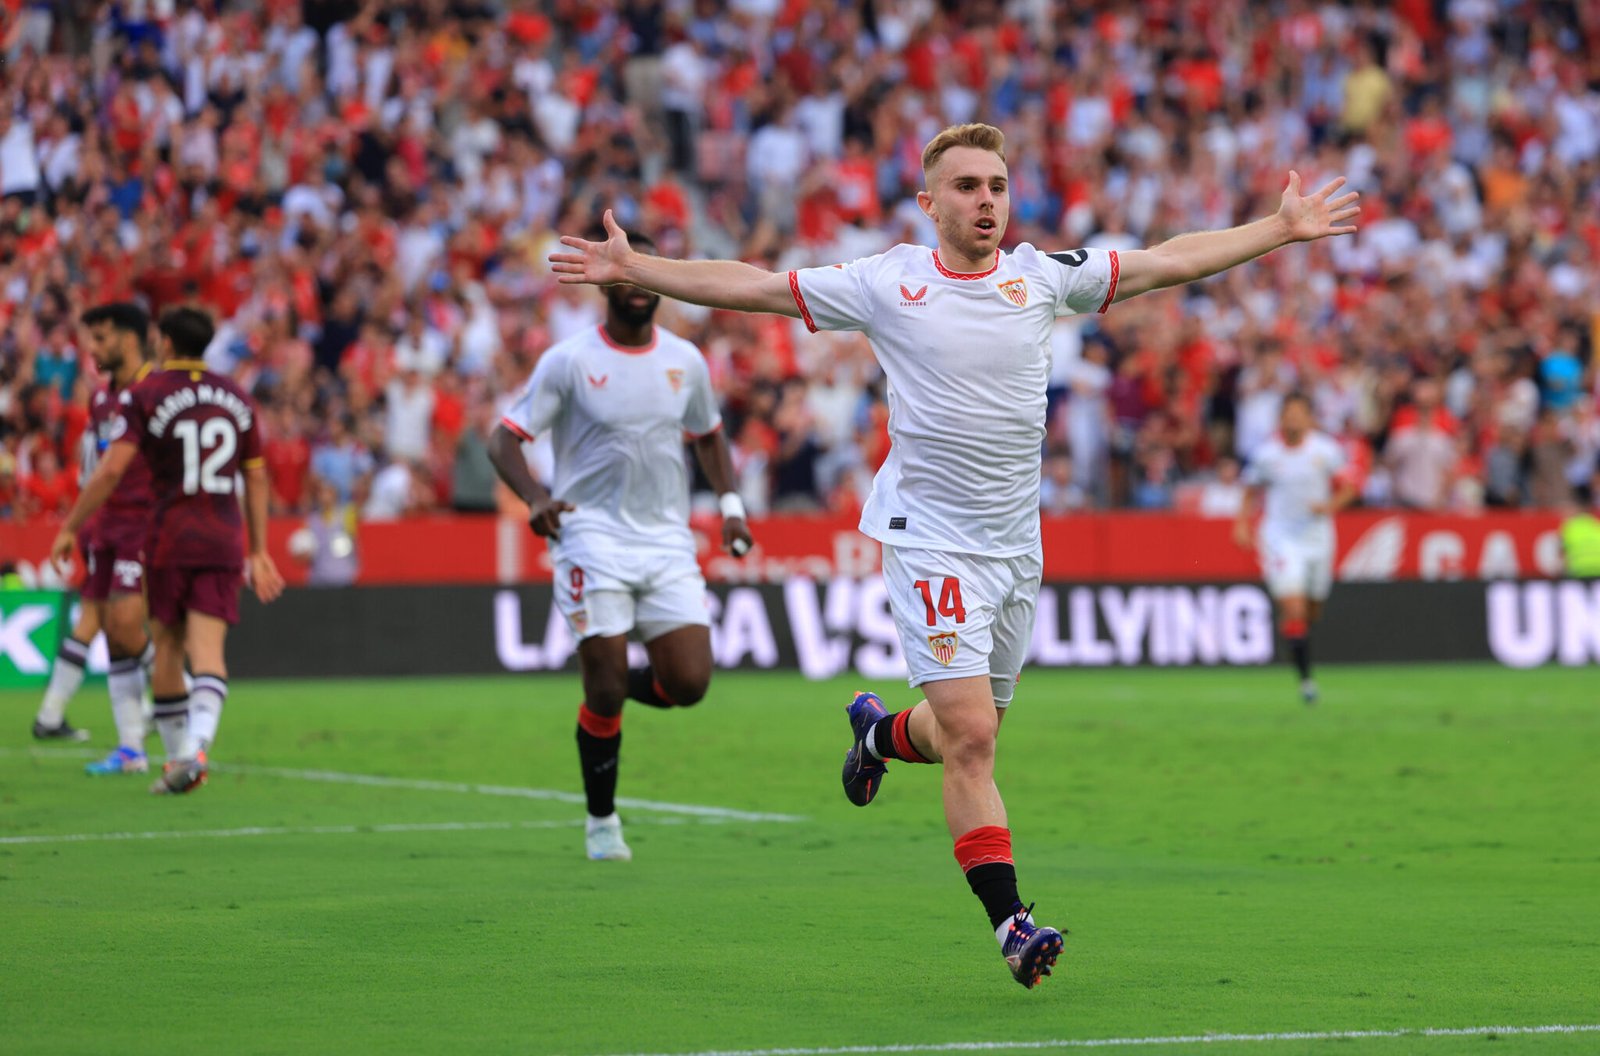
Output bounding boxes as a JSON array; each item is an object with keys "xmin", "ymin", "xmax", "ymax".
[
  {"xmin": 549, "ymin": 210, "xmax": 800, "ymax": 318},
  {"xmin": 1114, "ymin": 172, "xmax": 1360, "ymax": 302}
]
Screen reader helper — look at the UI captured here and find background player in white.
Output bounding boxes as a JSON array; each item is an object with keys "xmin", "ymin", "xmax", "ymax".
[
  {"xmin": 1234, "ymin": 392, "xmax": 1356, "ymax": 704},
  {"xmin": 551, "ymin": 123, "xmax": 1359, "ymax": 985},
  {"xmin": 488, "ymin": 232, "xmax": 753, "ymax": 863}
]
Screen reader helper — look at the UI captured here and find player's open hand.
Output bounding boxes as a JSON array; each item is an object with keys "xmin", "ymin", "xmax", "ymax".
[
  {"xmin": 529, "ymin": 497, "xmax": 576, "ymax": 540},
  {"xmin": 723, "ymin": 517, "xmax": 753, "ymax": 558},
  {"xmin": 549, "ymin": 209, "xmax": 633, "ymax": 287},
  {"xmin": 48, "ymin": 530, "xmax": 75, "ymax": 572},
  {"xmin": 1278, "ymin": 171, "xmax": 1360, "ymax": 243},
  {"xmin": 249, "ymin": 551, "xmax": 285, "ymax": 603}
]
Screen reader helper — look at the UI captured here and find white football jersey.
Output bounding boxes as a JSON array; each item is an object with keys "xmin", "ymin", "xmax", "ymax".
[
  {"xmin": 790, "ymin": 243, "xmax": 1119, "ymax": 556},
  {"xmin": 1243, "ymin": 431, "xmax": 1347, "ymax": 542},
  {"xmin": 500, "ymin": 324, "xmax": 722, "ymax": 551}
]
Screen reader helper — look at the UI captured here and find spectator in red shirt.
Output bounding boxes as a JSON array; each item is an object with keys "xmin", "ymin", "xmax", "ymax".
[
  {"xmin": 262, "ymin": 405, "xmax": 313, "ymax": 514},
  {"xmin": 18, "ymin": 446, "xmax": 76, "ymax": 521}
]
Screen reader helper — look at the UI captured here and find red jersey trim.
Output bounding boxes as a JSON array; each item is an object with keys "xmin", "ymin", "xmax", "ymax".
[
  {"xmin": 788, "ymin": 270, "xmax": 818, "ymax": 333},
  {"xmin": 932, "ymin": 249, "xmax": 1001, "ymax": 280},
  {"xmin": 684, "ymin": 420, "xmax": 724, "ymax": 441},
  {"xmin": 500, "ymin": 417, "xmax": 535, "ymax": 442},
  {"xmin": 1097, "ymin": 251, "xmax": 1120, "ymax": 313},
  {"xmin": 596, "ymin": 325, "xmax": 656, "ymax": 354}
]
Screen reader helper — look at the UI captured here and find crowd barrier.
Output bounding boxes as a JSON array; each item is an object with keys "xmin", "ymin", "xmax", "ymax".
[
  {"xmin": 0, "ymin": 510, "xmax": 1566, "ymax": 588},
  {"xmin": 190, "ymin": 578, "xmax": 1600, "ymax": 679}
]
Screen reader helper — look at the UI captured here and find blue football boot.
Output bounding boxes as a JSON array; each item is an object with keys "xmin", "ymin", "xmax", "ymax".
[
  {"xmin": 85, "ymin": 746, "xmax": 149, "ymax": 775},
  {"xmin": 1000, "ymin": 904, "xmax": 1065, "ymax": 989},
  {"xmin": 840, "ymin": 690, "xmax": 889, "ymax": 807}
]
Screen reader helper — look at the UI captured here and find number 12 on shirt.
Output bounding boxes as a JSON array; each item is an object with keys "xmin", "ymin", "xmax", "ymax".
[
  {"xmin": 174, "ymin": 418, "xmax": 238, "ymax": 495},
  {"xmin": 913, "ymin": 578, "xmax": 967, "ymax": 626}
]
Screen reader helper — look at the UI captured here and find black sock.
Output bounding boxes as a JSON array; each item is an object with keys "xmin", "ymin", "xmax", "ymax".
[
  {"xmin": 575, "ymin": 726, "xmax": 621, "ymax": 817},
  {"xmin": 1289, "ymin": 635, "xmax": 1311, "ymax": 680},
  {"xmin": 865, "ymin": 711, "xmax": 928, "ymax": 762},
  {"xmin": 965, "ymin": 862, "xmax": 1024, "ymax": 930},
  {"xmin": 627, "ymin": 667, "xmax": 675, "ymax": 708}
]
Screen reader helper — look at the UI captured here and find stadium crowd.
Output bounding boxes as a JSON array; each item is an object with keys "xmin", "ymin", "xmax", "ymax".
[{"xmin": 1, "ymin": 0, "xmax": 1598, "ymax": 526}]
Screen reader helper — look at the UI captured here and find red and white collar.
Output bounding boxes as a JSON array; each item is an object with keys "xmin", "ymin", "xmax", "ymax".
[{"xmin": 931, "ymin": 249, "xmax": 1001, "ymax": 280}]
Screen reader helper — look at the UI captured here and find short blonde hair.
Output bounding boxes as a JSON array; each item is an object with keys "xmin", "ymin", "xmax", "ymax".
[{"xmin": 920, "ymin": 123, "xmax": 1007, "ymax": 177}]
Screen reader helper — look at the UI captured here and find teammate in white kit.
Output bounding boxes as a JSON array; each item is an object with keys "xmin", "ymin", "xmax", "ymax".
[
  {"xmin": 1233, "ymin": 393, "xmax": 1356, "ymax": 704},
  {"xmin": 488, "ymin": 233, "xmax": 752, "ymax": 862},
  {"xmin": 551, "ymin": 123, "xmax": 1359, "ymax": 985}
]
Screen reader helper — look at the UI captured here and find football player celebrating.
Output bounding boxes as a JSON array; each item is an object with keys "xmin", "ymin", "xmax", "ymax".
[
  {"xmin": 551, "ymin": 123, "xmax": 1358, "ymax": 985},
  {"xmin": 1233, "ymin": 392, "xmax": 1356, "ymax": 704},
  {"xmin": 488, "ymin": 231, "xmax": 752, "ymax": 862},
  {"xmin": 52, "ymin": 308, "xmax": 284, "ymax": 794}
]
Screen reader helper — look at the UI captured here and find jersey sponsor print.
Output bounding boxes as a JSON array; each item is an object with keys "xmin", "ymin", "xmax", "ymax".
[
  {"xmin": 500, "ymin": 325, "xmax": 722, "ymax": 555},
  {"xmin": 790, "ymin": 243, "xmax": 1119, "ymax": 558}
]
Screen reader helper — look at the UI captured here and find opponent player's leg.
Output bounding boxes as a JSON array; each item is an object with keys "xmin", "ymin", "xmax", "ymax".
[
  {"xmin": 33, "ymin": 588, "xmax": 100, "ymax": 741},
  {"xmin": 147, "ymin": 611, "xmax": 226, "ymax": 795},
  {"xmin": 575, "ymin": 626, "xmax": 632, "ymax": 861},
  {"xmin": 86, "ymin": 589, "xmax": 152, "ymax": 775},
  {"xmin": 182, "ymin": 611, "xmax": 229, "ymax": 755},
  {"xmin": 146, "ymin": 615, "xmax": 191, "ymax": 764},
  {"xmin": 143, "ymin": 567, "xmax": 231, "ymax": 794}
]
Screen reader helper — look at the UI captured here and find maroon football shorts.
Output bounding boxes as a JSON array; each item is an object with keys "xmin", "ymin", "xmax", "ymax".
[
  {"xmin": 78, "ymin": 536, "xmax": 145, "ymax": 602},
  {"xmin": 146, "ymin": 565, "xmax": 243, "ymax": 626}
]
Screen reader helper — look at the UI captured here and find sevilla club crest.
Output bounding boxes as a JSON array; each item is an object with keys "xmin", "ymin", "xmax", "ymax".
[
  {"xmin": 570, "ymin": 610, "xmax": 588, "ymax": 636},
  {"xmin": 997, "ymin": 278, "xmax": 1028, "ymax": 307},
  {"xmin": 666, "ymin": 368, "xmax": 685, "ymax": 393},
  {"xmin": 928, "ymin": 631, "xmax": 959, "ymax": 667}
]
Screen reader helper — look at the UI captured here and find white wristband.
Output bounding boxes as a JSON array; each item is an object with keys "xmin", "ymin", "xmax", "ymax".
[{"xmin": 719, "ymin": 492, "xmax": 746, "ymax": 520}]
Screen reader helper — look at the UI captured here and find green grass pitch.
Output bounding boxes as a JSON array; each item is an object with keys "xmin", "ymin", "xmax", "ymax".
[{"xmin": 3, "ymin": 666, "xmax": 1598, "ymax": 1055}]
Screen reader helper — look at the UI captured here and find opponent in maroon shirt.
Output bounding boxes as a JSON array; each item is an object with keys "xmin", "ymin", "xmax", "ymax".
[
  {"xmin": 32, "ymin": 302, "xmax": 157, "ymax": 771},
  {"xmin": 54, "ymin": 307, "xmax": 284, "ymax": 795}
]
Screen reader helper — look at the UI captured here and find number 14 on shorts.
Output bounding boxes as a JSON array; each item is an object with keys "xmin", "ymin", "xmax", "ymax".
[{"xmin": 913, "ymin": 578, "xmax": 966, "ymax": 626}]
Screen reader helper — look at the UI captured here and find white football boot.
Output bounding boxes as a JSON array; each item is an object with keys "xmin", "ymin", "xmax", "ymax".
[{"xmin": 585, "ymin": 814, "xmax": 632, "ymax": 861}]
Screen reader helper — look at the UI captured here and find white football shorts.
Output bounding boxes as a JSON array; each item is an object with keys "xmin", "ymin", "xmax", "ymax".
[
  {"xmin": 1259, "ymin": 531, "xmax": 1335, "ymax": 602},
  {"xmin": 550, "ymin": 537, "xmax": 710, "ymax": 643},
  {"xmin": 881, "ymin": 543, "xmax": 1043, "ymax": 707}
]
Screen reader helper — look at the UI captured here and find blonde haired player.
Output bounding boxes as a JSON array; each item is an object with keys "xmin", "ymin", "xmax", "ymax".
[
  {"xmin": 552, "ymin": 123, "xmax": 1359, "ymax": 986},
  {"xmin": 1233, "ymin": 392, "xmax": 1357, "ymax": 704}
]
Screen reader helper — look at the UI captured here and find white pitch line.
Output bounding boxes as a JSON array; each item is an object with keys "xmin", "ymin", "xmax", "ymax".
[
  {"xmin": 0, "ymin": 819, "xmax": 583, "ymax": 845},
  {"xmin": 0, "ymin": 749, "xmax": 805, "ymax": 824},
  {"xmin": 221, "ymin": 764, "xmax": 806, "ymax": 823},
  {"xmin": 584, "ymin": 1024, "xmax": 1600, "ymax": 1056}
]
